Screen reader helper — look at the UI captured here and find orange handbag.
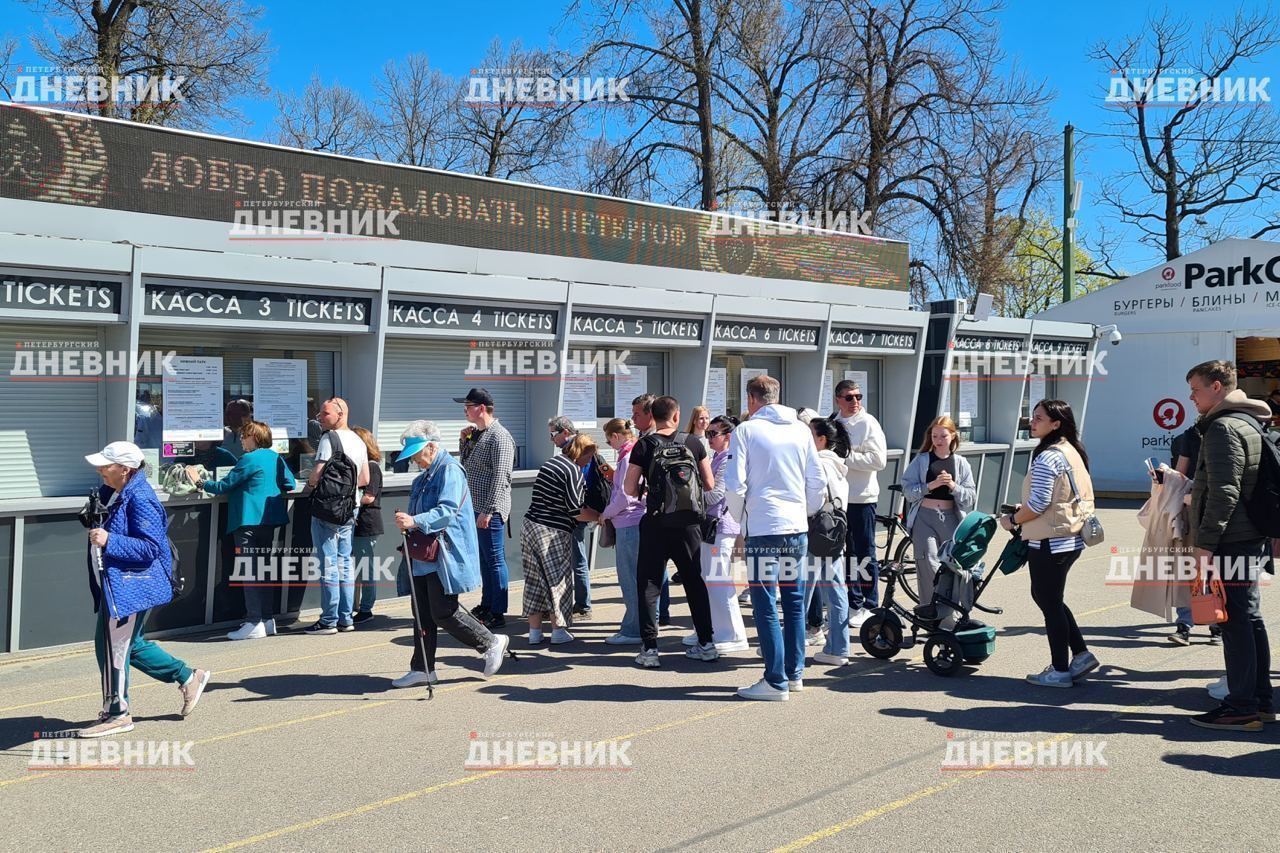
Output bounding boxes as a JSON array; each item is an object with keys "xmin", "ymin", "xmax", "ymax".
[{"xmin": 1190, "ymin": 567, "xmax": 1229, "ymax": 625}]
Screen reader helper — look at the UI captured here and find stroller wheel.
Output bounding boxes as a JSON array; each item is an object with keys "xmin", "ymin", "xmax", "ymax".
[
  {"xmin": 923, "ymin": 636, "xmax": 965, "ymax": 676},
  {"xmin": 859, "ymin": 614, "xmax": 903, "ymax": 659}
]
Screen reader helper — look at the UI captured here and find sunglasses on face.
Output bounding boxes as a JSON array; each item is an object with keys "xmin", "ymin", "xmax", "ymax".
[
  {"xmin": 841, "ymin": 393, "xmax": 863, "ymax": 402},
  {"xmin": 707, "ymin": 429, "xmax": 732, "ymax": 438}
]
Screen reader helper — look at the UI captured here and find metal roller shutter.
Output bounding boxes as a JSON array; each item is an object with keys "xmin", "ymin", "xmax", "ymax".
[
  {"xmin": 381, "ymin": 338, "xmax": 530, "ymax": 467},
  {"xmin": 0, "ymin": 323, "xmax": 103, "ymax": 498}
]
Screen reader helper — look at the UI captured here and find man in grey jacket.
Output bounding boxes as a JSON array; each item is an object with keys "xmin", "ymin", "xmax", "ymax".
[{"xmin": 1185, "ymin": 360, "xmax": 1273, "ymax": 732}]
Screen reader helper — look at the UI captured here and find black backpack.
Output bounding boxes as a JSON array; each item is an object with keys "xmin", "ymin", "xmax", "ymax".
[
  {"xmin": 644, "ymin": 432, "xmax": 706, "ymax": 528},
  {"xmin": 1223, "ymin": 413, "xmax": 1280, "ymax": 538},
  {"xmin": 311, "ymin": 432, "xmax": 358, "ymax": 526},
  {"xmin": 583, "ymin": 458, "xmax": 612, "ymax": 514},
  {"xmin": 808, "ymin": 478, "xmax": 847, "ymax": 557}
]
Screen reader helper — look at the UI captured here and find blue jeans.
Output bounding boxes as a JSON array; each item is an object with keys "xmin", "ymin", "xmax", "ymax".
[
  {"xmin": 477, "ymin": 513, "xmax": 510, "ymax": 616},
  {"xmin": 572, "ymin": 522, "xmax": 591, "ymax": 610},
  {"xmin": 746, "ymin": 533, "xmax": 808, "ymax": 689},
  {"xmin": 846, "ymin": 503, "xmax": 880, "ymax": 609},
  {"xmin": 1175, "ymin": 606, "xmax": 1191, "ymax": 628},
  {"xmin": 616, "ymin": 523, "xmax": 643, "ymax": 637},
  {"xmin": 354, "ymin": 535, "xmax": 378, "ymax": 613},
  {"xmin": 821, "ymin": 559, "xmax": 851, "ymax": 658},
  {"xmin": 312, "ymin": 516, "xmax": 354, "ymax": 627}
]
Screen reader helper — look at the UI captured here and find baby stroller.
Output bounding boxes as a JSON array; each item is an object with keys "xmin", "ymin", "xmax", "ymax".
[{"xmin": 859, "ymin": 511, "xmax": 1023, "ymax": 676}]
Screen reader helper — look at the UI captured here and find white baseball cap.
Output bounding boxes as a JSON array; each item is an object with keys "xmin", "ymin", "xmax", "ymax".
[{"xmin": 85, "ymin": 441, "xmax": 145, "ymax": 469}]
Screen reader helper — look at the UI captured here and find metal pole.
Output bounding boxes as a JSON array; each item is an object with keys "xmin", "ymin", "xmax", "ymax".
[{"xmin": 1063, "ymin": 123, "xmax": 1075, "ymax": 303}]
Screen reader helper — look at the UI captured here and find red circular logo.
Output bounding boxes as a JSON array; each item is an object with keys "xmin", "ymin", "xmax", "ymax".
[
  {"xmin": 1153, "ymin": 398, "xmax": 1185, "ymax": 430},
  {"xmin": 1161, "ymin": 267, "xmax": 1176, "ymax": 281}
]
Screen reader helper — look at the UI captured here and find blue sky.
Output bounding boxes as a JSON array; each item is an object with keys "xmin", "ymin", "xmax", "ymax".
[{"xmin": 3, "ymin": 0, "xmax": 1278, "ymax": 276}]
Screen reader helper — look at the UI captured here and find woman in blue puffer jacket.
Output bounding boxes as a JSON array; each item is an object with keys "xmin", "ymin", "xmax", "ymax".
[{"xmin": 80, "ymin": 441, "xmax": 211, "ymax": 738}]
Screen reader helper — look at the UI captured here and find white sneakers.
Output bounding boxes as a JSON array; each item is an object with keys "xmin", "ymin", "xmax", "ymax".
[
  {"xmin": 635, "ymin": 649, "xmax": 661, "ymax": 668},
  {"xmin": 848, "ymin": 608, "xmax": 873, "ymax": 628},
  {"xmin": 227, "ymin": 621, "xmax": 267, "ymax": 641},
  {"xmin": 681, "ymin": 632, "xmax": 699, "ymax": 647},
  {"xmin": 605, "ymin": 633, "xmax": 641, "ymax": 645},
  {"xmin": 813, "ymin": 652, "xmax": 848, "ymax": 666},
  {"xmin": 789, "ymin": 678, "xmax": 804, "ymax": 692},
  {"xmin": 737, "ymin": 679, "xmax": 789, "ymax": 701},
  {"xmin": 528, "ymin": 628, "xmax": 545, "ymax": 645},
  {"xmin": 685, "ymin": 642, "xmax": 720, "ymax": 661},
  {"xmin": 805, "ymin": 628, "xmax": 825, "ymax": 647},
  {"xmin": 484, "ymin": 635, "xmax": 510, "ymax": 677},
  {"xmin": 715, "ymin": 638, "xmax": 751, "ymax": 653},
  {"xmin": 1208, "ymin": 676, "xmax": 1228, "ymax": 700},
  {"xmin": 392, "ymin": 670, "xmax": 439, "ymax": 688},
  {"xmin": 1025, "ymin": 665, "xmax": 1073, "ymax": 688},
  {"xmin": 550, "ymin": 628, "xmax": 575, "ymax": 645}
]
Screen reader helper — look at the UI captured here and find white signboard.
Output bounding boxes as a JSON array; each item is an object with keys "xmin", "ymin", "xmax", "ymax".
[
  {"xmin": 1029, "ymin": 372, "xmax": 1047, "ymax": 416},
  {"xmin": 162, "ymin": 356, "xmax": 223, "ymax": 442},
  {"xmin": 940, "ymin": 380, "xmax": 951, "ymax": 416},
  {"xmin": 563, "ymin": 364, "xmax": 598, "ymax": 429},
  {"xmin": 820, "ymin": 370, "xmax": 834, "ymax": 410},
  {"xmin": 253, "ymin": 358, "xmax": 308, "ymax": 439},
  {"xmin": 614, "ymin": 365, "xmax": 648, "ymax": 420},
  {"xmin": 706, "ymin": 367, "xmax": 727, "ymax": 417},
  {"xmin": 959, "ymin": 378, "xmax": 979, "ymax": 425}
]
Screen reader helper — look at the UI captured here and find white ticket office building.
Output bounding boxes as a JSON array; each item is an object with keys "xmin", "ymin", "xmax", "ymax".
[{"xmin": 0, "ymin": 104, "xmax": 1092, "ymax": 653}]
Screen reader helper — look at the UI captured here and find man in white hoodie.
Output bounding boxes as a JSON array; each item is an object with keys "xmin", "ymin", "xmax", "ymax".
[
  {"xmin": 833, "ymin": 380, "xmax": 887, "ymax": 626},
  {"xmin": 727, "ymin": 374, "xmax": 827, "ymax": 701}
]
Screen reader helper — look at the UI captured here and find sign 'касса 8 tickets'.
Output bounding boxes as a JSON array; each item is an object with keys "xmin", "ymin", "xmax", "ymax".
[{"xmin": 0, "ymin": 104, "xmax": 908, "ymax": 291}]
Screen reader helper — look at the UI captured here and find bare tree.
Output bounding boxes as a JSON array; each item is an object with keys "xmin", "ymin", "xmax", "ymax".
[
  {"xmin": 25, "ymin": 0, "xmax": 271, "ymax": 129},
  {"xmin": 0, "ymin": 36, "xmax": 16, "ymax": 99},
  {"xmin": 447, "ymin": 38, "xmax": 577, "ymax": 182},
  {"xmin": 574, "ymin": 0, "xmax": 734, "ymax": 209},
  {"xmin": 272, "ymin": 75, "xmax": 374, "ymax": 156},
  {"xmin": 1091, "ymin": 10, "xmax": 1280, "ymax": 260},
  {"xmin": 370, "ymin": 54, "xmax": 462, "ymax": 168}
]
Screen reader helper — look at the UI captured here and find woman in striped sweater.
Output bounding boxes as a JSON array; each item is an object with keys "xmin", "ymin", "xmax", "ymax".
[{"xmin": 1000, "ymin": 400, "xmax": 1100, "ymax": 689}]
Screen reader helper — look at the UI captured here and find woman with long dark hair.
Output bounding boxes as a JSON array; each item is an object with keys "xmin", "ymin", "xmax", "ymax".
[{"xmin": 1000, "ymin": 399, "xmax": 1099, "ymax": 688}]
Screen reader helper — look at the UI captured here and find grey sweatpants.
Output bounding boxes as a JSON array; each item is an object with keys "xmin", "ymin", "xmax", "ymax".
[{"xmin": 912, "ymin": 506, "xmax": 961, "ymax": 605}]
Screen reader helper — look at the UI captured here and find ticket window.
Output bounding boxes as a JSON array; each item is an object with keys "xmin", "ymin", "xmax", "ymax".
[
  {"xmin": 133, "ymin": 339, "xmax": 338, "ymax": 479},
  {"xmin": 590, "ymin": 350, "xmax": 668, "ymax": 464},
  {"xmin": 826, "ymin": 357, "xmax": 882, "ymax": 420},
  {"xmin": 940, "ymin": 369, "xmax": 992, "ymax": 444},
  {"xmin": 379, "ymin": 337, "xmax": 533, "ymax": 471},
  {"xmin": 713, "ymin": 353, "xmax": 785, "ymax": 419}
]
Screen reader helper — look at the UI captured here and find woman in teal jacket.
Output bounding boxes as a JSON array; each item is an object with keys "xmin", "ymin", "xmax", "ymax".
[
  {"xmin": 389, "ymin": 424, "xmax": 509, "ymax": 688},
  {"xmin": 189, "ymin": 420, "xmax": 297, "ymax": 641}
]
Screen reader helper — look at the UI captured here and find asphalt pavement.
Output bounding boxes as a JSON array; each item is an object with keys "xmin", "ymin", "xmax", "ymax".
[{"xmin": 1, "ymin": 504, "xmax": 1277, "ymax": 852}]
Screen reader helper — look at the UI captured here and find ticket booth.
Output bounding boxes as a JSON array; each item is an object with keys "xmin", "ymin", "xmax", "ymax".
[
  {"xmin": 0, "ymin": 243, "xmax": 131, "ymax": 653},
  {"xmin": 825, "ymin": 307, "xmax": 928, "ymax": 513},
  {"xmin": 710, "ymin": 297, "xmax": 828, "ymax": 417},
  {"xmin": 566, "ymin": 284, "xmax": 712, "ymax": 462}
]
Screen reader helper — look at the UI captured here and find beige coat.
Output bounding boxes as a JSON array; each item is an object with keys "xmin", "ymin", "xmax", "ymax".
[{"xmin": 1130, "ymin": 469, "xmax": 1194, "ymax": 620}]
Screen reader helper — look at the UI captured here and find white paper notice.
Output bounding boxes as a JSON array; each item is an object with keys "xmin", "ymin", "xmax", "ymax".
[
  {"xmin": 740, "ymin": 368, "xmax": 767, "ymax": 414},
  {"xmin": 820, "ymin": 370, "xmax": 834, "ymax": 410},
  {"xmin": 844, "ymin": 370, "xmax": 869, "ymax": 408},
  {"xmin": 163, "ymin": 356, "xmax": 224, "ymax": 442},
  {"xmin": 613, "ymin": 365, "xmax": 648, "ymax": 420},
  {"xmin": 705, "ymin": 367, "xmax": 727, "ymax": 416},
  {"xmin": 253, "ymin": 358, "xmax": 308, "ymax": 439},
  {"xmin": 563, "ymin": 364, "xmax": 598, "ymax": 429},
  {"xmin": 959, "ymin": 378, "xmax": 979, "ymax": 425},
  {"xmin": 1029, "ymin": 373, "xmax": 1047, "ymax": 416},
  {"xmin": 940, "ymin": 380, "xmax": 952, "ymax": 416}
]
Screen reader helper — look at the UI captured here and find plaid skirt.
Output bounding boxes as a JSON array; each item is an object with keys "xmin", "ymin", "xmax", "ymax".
[{"xmin": 521, "ymin": 520, "xmax": 575, "ymax": 622}]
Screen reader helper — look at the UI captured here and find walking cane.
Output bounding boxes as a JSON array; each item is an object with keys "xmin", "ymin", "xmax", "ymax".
[{"xmin": 398, "ymin": 519, "xmax": 433, "ymax": 701}]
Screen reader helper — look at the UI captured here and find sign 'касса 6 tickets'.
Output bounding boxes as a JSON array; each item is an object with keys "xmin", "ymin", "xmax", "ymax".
[{"xmin": 0, "ymin": 104, "xmax": 908, "ymax": 291}]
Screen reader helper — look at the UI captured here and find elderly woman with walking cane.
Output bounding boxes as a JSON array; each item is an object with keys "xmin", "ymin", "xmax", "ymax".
[{"xmin": 389, "ymin": 424, "xmax": 510, "ymax": 689}]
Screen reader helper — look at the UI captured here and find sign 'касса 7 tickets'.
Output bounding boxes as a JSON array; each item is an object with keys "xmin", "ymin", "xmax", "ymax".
[{"xmin": 0, "ymin": 104, "xmax": 908, "ymax": 291}]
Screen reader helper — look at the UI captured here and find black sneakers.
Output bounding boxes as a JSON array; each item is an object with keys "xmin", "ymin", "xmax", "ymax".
[
  {"xmin": 1189, "ymin": 704, "xmax": 1264, "ymax": 732},
  {"xmin": 352, "ymin": 611, "xmax": 375, "ymax": 624},
  {"xmin": 1169, "ymin": 624, "xmax": 1191, "ymax": 646},
  {"xmin": 304, "ymin": 621, "xmax": 337, "ymax": 635}
]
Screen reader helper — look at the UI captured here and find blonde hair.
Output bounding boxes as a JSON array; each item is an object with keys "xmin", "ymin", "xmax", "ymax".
[
  {"xmin": 918, "ymin": 416, "xmax": 960, "ymax": 454},
  {"xmin": 564, "ymin": 433, "xmax": 597, "ymax": 463},
  {"xmin": 352, "ymin": 426, "xmax": 382, "ymax": 462},
  {"xmin": 686, "ymin": 406, "xmax": 711, "ymax": 433},
  {"xmin": 603, "ymin": 417, "xmax": 635, "ymax": 439}
]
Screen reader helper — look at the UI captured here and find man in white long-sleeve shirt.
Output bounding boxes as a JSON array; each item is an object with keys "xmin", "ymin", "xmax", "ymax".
[
  {"xmin": 726, "ymin": 374, "xmax": 826, "ymax": 701},
  {"xmin": 833, "ymin": 380, "xmax": 887, "ymax": 626}
]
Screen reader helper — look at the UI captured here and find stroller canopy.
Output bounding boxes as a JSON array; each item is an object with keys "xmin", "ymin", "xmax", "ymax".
[{"xmin": 941, "ymin": 512, "xmax": 997, "ymax": 572}]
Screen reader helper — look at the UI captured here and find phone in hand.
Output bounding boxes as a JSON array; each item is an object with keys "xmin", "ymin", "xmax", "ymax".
[{"xmin": 1145, "ymin": 457, "xmax": 1164, "ymax": 484}]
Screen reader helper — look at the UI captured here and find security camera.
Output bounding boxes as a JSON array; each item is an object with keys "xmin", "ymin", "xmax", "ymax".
[{"xmin": 1097, "ymin": 324, "xmax": 1122, "ymax": 345}]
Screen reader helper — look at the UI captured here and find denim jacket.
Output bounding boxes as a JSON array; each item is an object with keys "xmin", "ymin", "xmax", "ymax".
[{"xmin": 406, "ymin": 451, "xmax": 481, "ymax": 595}]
